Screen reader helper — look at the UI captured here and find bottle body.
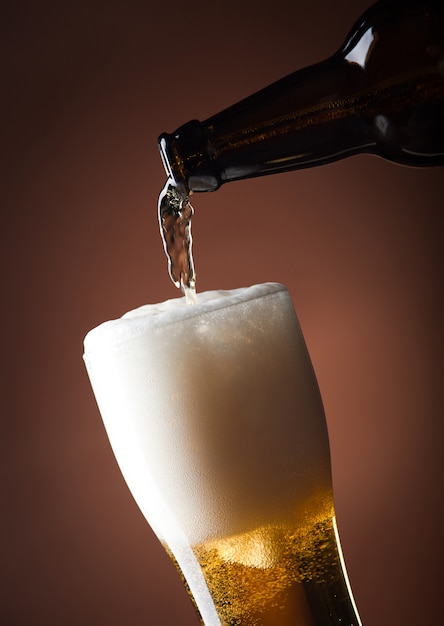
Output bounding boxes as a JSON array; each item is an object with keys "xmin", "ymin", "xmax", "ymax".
[{"xmin": 158, "ymin": 0, "xmax": 444, "ymax": 194}]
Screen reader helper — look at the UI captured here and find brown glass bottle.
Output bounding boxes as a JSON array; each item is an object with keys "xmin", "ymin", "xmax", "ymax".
[{"xmin": 158, "ymin": 0, "xmax": 444, "ymax": 195}]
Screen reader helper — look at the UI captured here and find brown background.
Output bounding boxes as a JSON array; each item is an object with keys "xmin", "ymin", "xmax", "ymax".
[{"xmin": 1, "ymin": 0, "xmax": 443, "ymax": 624}]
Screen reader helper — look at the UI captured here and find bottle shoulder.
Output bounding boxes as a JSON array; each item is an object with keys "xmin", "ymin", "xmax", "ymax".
[{"xmin": 341, "ymin": 0, "xmax": 444, "ymax": 69}]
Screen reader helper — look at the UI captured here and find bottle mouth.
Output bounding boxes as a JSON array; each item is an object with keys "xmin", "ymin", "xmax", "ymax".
[
  {"xmin": 158, "ymin": 135, "xmax": 174, "ymax": 180},
  {"xmin": 157, "ymin": 120, "xmax": 222, "ymax": 193},
  {"xmin": 158, "ymin": 133, "xmax": 188, "ymax": 196}
]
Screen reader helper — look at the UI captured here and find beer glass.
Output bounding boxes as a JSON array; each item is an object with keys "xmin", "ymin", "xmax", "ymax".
[{"xmin": 83, "ymin": 283, "xmax": 361, "ymax": 625}]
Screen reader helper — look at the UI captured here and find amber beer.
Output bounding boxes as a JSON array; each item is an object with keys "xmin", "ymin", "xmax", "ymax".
[
  {"xmin": 83, "ymin": 283, "xmax": 361, "ymax": 625},
  {"xmin": 178, "ymin": 501, "xmax": 359, "ymax": 625}
]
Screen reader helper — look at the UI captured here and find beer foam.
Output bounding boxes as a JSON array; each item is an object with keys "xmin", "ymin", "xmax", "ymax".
[
  {"xmin": 84, "ymin": 283, "xmax": 286, "ymax": 351},
  {"xmin": 84, "ymin": 283, "xmax": 331, "ymax": 550}
]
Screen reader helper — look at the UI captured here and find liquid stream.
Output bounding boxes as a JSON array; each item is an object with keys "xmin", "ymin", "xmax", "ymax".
[{"xmin": 158, "ymin": 178, "xmax": 197, "ymax": 304}]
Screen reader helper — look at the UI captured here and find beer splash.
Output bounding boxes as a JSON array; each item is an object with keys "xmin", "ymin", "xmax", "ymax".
[{"xmin": 158, "ymin": 178, "xmax": 196, "ymax": 304}]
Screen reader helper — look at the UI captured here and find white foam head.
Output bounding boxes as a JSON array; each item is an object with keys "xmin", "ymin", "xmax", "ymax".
[{"xmin": 83, "ymin": 283, "xmax": 331, "ymax": 548}]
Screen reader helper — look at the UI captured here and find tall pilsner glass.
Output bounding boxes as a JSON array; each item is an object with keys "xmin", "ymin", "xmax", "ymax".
[{"xmin": 83, "ymin": 283, "xmax": 361, "ymax": 625}]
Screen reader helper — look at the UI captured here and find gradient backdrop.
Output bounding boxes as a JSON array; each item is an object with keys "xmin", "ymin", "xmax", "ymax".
[{"xmin": 1, "ymin": 1, "xmax": 443, "ymax": 624}]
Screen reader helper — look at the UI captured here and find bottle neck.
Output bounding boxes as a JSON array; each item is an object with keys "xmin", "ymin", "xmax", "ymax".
[
  {"xmin": 158, "ymin": 55, "xmax": 361, "ymax": 193},
  {"xmin": 203, "ymin": 56, "xmax": 366, "ymax": 185}
]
